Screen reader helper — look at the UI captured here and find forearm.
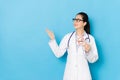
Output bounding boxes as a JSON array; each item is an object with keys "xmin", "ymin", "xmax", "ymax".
[{"xmin": 48, "ymin": 39, "xmax": 66, "ymax": 58}]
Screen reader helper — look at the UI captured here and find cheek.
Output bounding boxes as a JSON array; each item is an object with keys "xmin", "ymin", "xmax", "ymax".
[
  {"xmin": 74, "ymin": 22, "xmax": 82, "ymax": 27},
  {"xmin": 73, "ymin": 21, "xmax": 85, "ymax": 29},
  {"xmin": 79, "ymin": 22, "xmax": 85, "ymax": 26}
]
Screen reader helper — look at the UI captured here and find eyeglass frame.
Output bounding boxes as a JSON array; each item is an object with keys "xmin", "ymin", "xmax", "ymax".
[{"xmin": 72, "ymin": 18, "xmax": 84, "ymax": 22}]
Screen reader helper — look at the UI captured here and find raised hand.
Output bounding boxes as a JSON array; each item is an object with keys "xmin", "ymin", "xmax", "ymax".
[{"xmin": 46, "ymin": 28, "xmax": 55, "ymax": 40}]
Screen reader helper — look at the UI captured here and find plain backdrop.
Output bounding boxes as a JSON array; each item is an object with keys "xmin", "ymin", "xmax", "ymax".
[{"xmin": 0, "ymin": 0, "xmax": 120, "ymax": 80}]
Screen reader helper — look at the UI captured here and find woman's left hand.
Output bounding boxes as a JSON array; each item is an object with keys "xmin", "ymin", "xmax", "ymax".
[{"xmin": 81, "ymin": 42, "xmax": 91, "ymax": 53}]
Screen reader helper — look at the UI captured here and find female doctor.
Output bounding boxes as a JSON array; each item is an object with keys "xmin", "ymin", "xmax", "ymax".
[{"xmin": 46, "ymin": 12, "xmax": 99, "ymax": 80}]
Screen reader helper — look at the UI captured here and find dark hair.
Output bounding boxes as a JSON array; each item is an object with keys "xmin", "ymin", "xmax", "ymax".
[{"xmin": 76, "ymin": 12, "xmax": 90, "ymax": 34}]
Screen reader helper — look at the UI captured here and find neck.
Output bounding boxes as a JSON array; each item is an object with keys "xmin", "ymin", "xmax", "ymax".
[{"xmin": 76, "ymin": 28, "xmax": 84, "ymax": 36}]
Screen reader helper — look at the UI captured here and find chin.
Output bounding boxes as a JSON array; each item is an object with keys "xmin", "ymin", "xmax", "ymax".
[
  {"xmin": 74, "ymin": 26, "xmax": 83, "ymax": 29},
  {"xmin": 74, "ymin": 26, "xmax": 79, "ymax": 29},
  {"xmin": 74, "ymin": 26, "xmax": 78, "ymax": 28}
]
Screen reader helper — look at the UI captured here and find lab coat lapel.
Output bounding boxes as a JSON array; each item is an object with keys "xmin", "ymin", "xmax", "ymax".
[{"xmin": 69, "ymin": 32, "xmax": 76, "ymax": 52}]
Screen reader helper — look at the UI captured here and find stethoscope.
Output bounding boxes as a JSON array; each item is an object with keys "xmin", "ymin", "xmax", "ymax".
[{"xmin": 67, "ymin": 31, "xmax": 90, "ymax": 49}]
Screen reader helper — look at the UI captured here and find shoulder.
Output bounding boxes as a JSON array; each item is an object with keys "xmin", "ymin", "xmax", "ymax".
[{"xmin": 88, "ymin": 34, "xmax": 96, "ymax": 41}]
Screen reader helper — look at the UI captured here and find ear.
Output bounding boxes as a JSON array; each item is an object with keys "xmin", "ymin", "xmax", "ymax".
[{"xmin": 84, "ymin": 22, "xmax": 87, "ymax": 26}]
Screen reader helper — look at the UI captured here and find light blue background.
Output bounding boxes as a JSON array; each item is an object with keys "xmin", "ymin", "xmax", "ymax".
[{"xmin": 0, "ymin": 0, "xmax": 120, "ymax": 80}]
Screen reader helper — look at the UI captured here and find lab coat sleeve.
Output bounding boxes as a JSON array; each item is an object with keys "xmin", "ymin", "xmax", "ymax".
[
  {"xmin": 48, "ymin": 34, "xmax": 69, "ymax": 58},
  {"xmin": 85, "ymin": 36, "xmax": 99, "ymax": 63}
]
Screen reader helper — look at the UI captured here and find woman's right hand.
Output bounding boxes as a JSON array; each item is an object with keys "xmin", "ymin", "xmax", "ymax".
[{"xmin": 46, "ymin": 29, "xmax": 55, "ymax": 40}]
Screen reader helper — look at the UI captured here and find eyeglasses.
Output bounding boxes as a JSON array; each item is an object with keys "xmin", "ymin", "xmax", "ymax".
[{"xmin": 72, "ymin": 18, "xmax": 84, "ymax": 22}]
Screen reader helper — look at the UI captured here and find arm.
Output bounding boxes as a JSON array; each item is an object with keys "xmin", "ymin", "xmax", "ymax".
[
  {"xmin": 46, "ymin": 29, "xmax": 68, "ymax": 58},
  {"xmin": 48, "ymin": 35, "xmax": 68, "ymax": 58},
  {"xmin": 85, "ymin": 36, "xmax": 99, "ymax": 63}
]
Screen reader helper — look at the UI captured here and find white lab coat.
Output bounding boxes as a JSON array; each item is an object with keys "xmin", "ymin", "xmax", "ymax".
[{"xmin": 48, "ymin": 31, "xmax": 99, "ymax": 80}]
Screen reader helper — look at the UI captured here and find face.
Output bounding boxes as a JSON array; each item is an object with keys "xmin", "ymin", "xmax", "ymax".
[{"xmin": 73, "ymin": 15, "xmax": 86, "ymax": 29}]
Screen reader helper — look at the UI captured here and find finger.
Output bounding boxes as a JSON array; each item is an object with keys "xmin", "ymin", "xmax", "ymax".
[
  {"xmin": 81, "ymin": 41, "xmax": 86, "ymax": 46},
  {"xmin": 46, "ymin": 29, "xmax": 52, "ymax": 35},
  {"xmin": 46, "ymin": 28, "xmax": 50, "ymax": 33}
]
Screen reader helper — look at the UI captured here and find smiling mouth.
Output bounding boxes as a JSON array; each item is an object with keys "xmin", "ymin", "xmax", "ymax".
[{"xmin": 74, "ymin": 24, "xmax": 78, "ymax": 27}]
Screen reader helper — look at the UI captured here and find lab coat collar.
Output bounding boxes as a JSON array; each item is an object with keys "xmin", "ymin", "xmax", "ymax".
[{"xmin": 74, "ymin": 31, "xmax": 88, "ymax": 39}]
